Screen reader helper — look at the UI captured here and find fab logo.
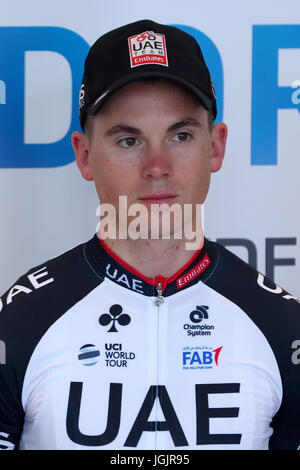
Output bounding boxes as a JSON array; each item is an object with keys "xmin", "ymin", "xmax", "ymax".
[{"xmin": 182, "ymin": 346, "xmax": 223, "ymax": 370}]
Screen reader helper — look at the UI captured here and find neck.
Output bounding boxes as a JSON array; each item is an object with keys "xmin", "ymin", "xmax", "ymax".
[{"xmin": 97, "ymin": 231, "xmax": 204, "ymax": 278}]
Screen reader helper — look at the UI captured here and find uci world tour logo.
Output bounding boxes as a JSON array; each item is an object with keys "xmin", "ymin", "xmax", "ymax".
[
  {"xmin": 99, "ymin": 304, "xmax": 131, "ymax": 332},
  {"xmin": 77, "ymin": 343, "xmax": 135, "ymax": 368},
  {"xmin": 78, "ymin": 344, "xmax": 100, "ymax": 366}
]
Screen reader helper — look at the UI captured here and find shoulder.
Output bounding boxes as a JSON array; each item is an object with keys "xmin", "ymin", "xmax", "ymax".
[
  {"xmin": 206, "ymin": 238, "xmax": 300, "ymax": 311},
  {"xmin": 205, "ymin": 238, "xmax": 300, "ymax": 362},
  {"xmin": 0, "ymin": 237, "xmax": 101, "ymax": 319},
  {"xmin": 206, "ymin": 240, "xmax": 300, "ymax": 449},
  {"xmin": 0, "ymin": 237, "xmax": 103, "ymax": 365}
]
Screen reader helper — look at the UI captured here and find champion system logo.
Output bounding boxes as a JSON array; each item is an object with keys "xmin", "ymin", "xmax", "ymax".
[{"xmin": 183, "ymin": 305, "xmax": 215, "ymax": 336}]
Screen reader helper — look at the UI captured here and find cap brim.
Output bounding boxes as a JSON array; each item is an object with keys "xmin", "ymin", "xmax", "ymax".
[{"xmin": 87, "ymin": 70, "xmax": 215, "ymax": 118}]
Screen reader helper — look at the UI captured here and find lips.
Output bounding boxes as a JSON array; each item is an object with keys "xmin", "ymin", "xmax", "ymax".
[{"xmin": 139, "ymin": 194, "xmax": 178, "ymax": 204}]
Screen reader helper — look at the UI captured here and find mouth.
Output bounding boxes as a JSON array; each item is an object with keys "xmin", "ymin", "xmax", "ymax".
[{"xmin": 138, "ymin": 194, "xmax": 178, "ymax": 205}]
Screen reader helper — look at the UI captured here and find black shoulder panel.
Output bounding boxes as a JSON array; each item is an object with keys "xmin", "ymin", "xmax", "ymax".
[
  {"xmin": 204, "ymin": 240, "xmax": 300, "ymax": 449},
  {"xmin": 0, "ymin": 238, "xmax": 103, "ymax": 448}
]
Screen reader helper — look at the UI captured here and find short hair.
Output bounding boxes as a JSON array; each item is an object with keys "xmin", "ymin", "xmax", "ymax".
[
  {"xmin": 83, "ymin": 114, "xmax": 94, "ymax": 139},
  {"xmin": 207, "ymin": 110, "xmax": 215, "ymax": 131}
]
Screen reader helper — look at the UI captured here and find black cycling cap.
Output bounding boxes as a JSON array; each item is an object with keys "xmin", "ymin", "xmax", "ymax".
[{"xmin": 79, "ymin": 19, "xmax": 217, "ymax": 130}]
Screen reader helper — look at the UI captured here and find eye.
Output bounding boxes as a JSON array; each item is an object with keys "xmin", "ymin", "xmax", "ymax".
[
  {"xmin": 118, "ymin": 137, "xmax": 139, "ymax": 148},
  {"xmin": 173, "ymin": 132, "xmax": 192, "ymax": 143}
]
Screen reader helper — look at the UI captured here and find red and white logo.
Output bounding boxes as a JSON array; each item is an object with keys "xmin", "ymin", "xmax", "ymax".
[
  {"xmin": 128, "ymin": 30, "xmax": 168, "ymax": 68},
  {"xmin": 176, "ymin": 254, "xmax": 211, "ymax": 289}
]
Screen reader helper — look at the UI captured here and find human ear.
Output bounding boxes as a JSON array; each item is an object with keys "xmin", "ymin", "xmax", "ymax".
[
  {"xmin": 71, "ymin": 131, "xmax": 94, "ymax": 181},
  {"xmin": 210, "ymin": 122, "xmax": 228, "ymax": 173}
]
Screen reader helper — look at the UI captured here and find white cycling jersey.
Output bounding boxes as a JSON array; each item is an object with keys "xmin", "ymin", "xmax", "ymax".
[{"xmin": 0, "ymin": 233, "xmax": 300, "ymax": 450}]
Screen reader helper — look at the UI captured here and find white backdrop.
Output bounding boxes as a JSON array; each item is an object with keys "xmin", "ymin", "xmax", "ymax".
[{"xmin": 0, "ymin": 0, "xmax": 299, "ymax": 297}]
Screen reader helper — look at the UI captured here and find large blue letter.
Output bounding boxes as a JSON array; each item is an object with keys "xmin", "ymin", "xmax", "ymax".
[
  {"xmin": 252, "ymin": 25, "xmax": 300, "ymax": 165},
  {"xmin": 0, "ymin": 27, "xmax": 89, "ymax": 167}
]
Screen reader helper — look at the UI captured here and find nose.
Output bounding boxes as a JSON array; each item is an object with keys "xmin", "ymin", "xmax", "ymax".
[{"xmin": 141, "ymin": 143, "xmax": 172, "ymax": 179}]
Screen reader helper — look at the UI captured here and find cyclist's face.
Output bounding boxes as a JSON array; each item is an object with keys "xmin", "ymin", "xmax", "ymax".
[{"xmin": 72, "ymin": 80, "xmax": 227, "ymax": 235}]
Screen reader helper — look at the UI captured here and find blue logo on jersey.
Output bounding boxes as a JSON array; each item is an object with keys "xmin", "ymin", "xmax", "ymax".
[
  {"xmin": 182, "ymin": 346, "xmax": 223, "ymax": 370},
  {"xmin": 78, "ymin": 344, "xmax": 100, "ymax": 366}
]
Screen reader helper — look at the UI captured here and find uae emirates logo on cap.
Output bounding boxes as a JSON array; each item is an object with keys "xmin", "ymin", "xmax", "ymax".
[{"xmin": 128, "ymin": 30, "xmax": 168, "ymax": 68}]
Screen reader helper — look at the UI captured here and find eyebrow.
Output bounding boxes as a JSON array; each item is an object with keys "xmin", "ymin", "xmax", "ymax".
[
  {"xmin": 105, "ymin": 125, "xmax": 142, "ymax": 137},
  {"xmin": 167, "ymin": 118, "xmax": 202, "ymax": 132},
  {"xmin": 104, "ymin": 118, "xmax": 202, "ymax": 137}
]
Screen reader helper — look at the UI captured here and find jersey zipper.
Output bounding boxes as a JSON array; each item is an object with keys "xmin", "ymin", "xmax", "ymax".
[
  {"xmin": 153, "ymin": 276, "xmax": 167, "ymax": 448},
  {"xmin": 155, "ymin": 281, "xmax": 164, "ymax": 306},
  {"xmin": 154, "ymin": 276, "xmax": 167, "ymax": 306}
]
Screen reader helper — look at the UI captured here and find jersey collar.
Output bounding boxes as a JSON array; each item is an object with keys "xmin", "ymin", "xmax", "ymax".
[{"xmin": 84, "ymin": 233, "xmax": 217, "ymax": 297}]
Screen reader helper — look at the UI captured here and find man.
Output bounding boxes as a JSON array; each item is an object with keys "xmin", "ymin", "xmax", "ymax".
[{"xmin": 0, "ymin": 19, "xmax": 300, "ymax": 450}]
